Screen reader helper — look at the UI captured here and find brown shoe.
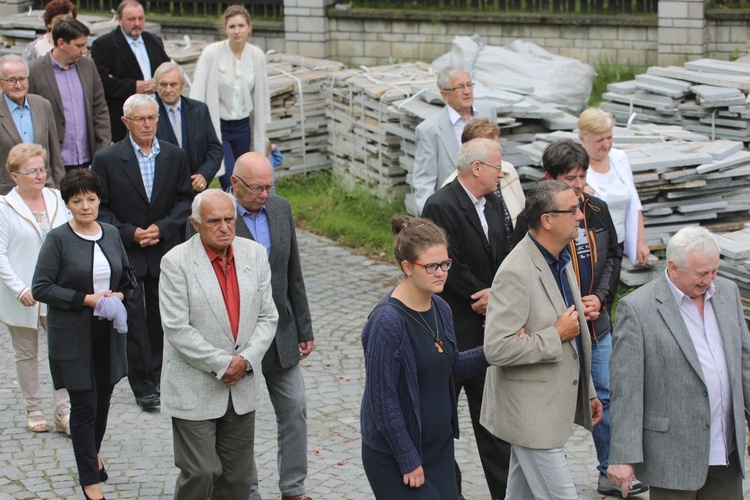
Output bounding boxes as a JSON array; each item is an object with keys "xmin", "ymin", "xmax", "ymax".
[{"xmin": 281, "ymin": 495, "xmax": 312, "ymax": 500}]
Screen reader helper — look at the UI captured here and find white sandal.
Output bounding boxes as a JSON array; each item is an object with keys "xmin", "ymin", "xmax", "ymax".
[
  {"xmin": 26, "ymin": 410, "xmax": 49, "ymax": 433},
  {"xmin": 54, "ymin": 413, "xmax": 71, "ymax": 435}
]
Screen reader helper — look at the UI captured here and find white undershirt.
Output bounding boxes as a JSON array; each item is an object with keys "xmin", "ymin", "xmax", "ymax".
[{"xmin": 75, "ymin": 227, "xmax": 111, "ymax": 293}]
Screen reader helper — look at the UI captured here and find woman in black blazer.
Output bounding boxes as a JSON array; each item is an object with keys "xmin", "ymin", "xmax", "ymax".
[{"xmin": 32, "ymin": 169, "xmax": 134, "ymax": 500}]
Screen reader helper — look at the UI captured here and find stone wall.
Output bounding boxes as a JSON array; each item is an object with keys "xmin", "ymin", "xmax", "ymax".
[
  {"xmin": 706, "ymin": 9, "xmax": 750, "ymax": 62},
  {"xmin": 326, "ymin": 9, "xmax": 659, "ymax": 70},
  {"xmin": 156, "ymin": 17, "xmax": 286, "ymax": 53},
  {"xmin": 0, "ymin": 0, "xmax": 31, "ymax": 16}
]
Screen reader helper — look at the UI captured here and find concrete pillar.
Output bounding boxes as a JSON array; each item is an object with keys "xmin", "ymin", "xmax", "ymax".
[
  {"xmin": 284, "ymin": 0, "xmax": 336, "ymax": 58},
  {"xmin": 658, "ymin": 0, "xmax": 707, "ymax": 66},
  {"xmin": 0, "ymin": 0, "xmax": 33, "ymax": 16}
]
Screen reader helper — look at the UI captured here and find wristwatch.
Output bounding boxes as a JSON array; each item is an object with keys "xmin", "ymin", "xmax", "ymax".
[{"xmin": 244, "ymin": 357, "xmax": 253, "ymax": 374}]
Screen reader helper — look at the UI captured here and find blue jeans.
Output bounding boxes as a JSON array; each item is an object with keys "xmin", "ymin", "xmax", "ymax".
[
  {"xmin": 591, "ymin": 331, "xmax": 612, "ymax": 475},
  {"xmin": 249, "ymin": 362, "xmax": 308, "ymax": 499}
]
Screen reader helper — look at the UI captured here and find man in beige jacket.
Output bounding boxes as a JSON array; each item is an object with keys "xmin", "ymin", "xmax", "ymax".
[{"xmin": 482, "ymin": 180, "xmax": 602, "ymax": 499}]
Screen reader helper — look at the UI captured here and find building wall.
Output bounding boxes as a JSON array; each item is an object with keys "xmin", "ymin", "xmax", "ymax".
[{"xmin": 706, "ymin": 9, "xmax": 750, "ymax": 62}]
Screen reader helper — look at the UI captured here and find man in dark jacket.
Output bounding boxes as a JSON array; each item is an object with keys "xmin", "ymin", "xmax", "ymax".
[{"xmin": 513, "ymin": 139, "xmax": 648, "ymax": 498}]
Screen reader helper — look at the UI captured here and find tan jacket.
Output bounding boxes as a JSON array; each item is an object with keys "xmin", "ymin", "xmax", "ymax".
[{"xmin": 481, "ymin": 234, "xmax": 595, "ymax": 449}]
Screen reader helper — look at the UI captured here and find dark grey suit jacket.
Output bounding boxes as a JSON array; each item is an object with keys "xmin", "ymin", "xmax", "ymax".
[
  {"xmin": 0, "ymin": 93, "xmax": 65, "ymax": 195},
  {"xmin": 186, "ymin": 195, "xmax": 314, "ymax": 372},
  {"xmin": 28, "ymin": 53, "xmax": 112, "ymax": 158},
  {"xmin": 610, "ymin": 275, "xmax": 750, "ymax": 490}
]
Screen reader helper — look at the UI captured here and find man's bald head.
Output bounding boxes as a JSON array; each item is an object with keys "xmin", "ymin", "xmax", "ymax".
[{"xmin": 231, "ymin": 152, "xmax": 276, "ymax": 215}]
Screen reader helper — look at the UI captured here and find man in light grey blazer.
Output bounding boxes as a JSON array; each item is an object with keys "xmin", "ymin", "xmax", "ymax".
[
  {"xmin": 411, "ymin": 66, "xmax": 497, "ymax": 213},
  {"xmin": 160, "ymin": 189, "xmax": 278, "ymax": 500},
  {"xmin": 27, "ymin": 18, "xmax": 111, "ymax": 170},
  {"xmin": 608, "ymin": 226, "xmax": 750, "ymax": 499},
  {"xmin": 481, "ymin": 180, "xmax": 602, "ymax": 499}
]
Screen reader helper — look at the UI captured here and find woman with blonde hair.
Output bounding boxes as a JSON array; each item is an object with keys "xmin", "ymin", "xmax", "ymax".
[
  {"xmin": 578, "ymin": 108, "xmax": 651, "ymax": 265},
  {"xmin": 0, "ymin": 143, "xmax": 71, "ymax": 434},
  {"xmin": 190, "ymin": 4, "xmax": 271, "ymax": 191}
]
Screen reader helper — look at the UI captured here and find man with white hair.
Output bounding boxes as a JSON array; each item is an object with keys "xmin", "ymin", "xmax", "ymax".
[
  {"xmin": 411, "ymin": 66, "xmax": 497, "ymax": 213},
  {"xmin": 608, "ymin": 226, "xmax": 750, "ymax": 498},
  {"xmin": 92, "ymin": 93, "xmax": 192, "ymax": 410}
]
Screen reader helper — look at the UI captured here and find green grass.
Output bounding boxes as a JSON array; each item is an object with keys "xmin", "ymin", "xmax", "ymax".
[
  {"xmin": 278, "ymin": 172, "xmax": 404, "ymax": 258},
  {"xmin": 588, "ymin": 63, "xmax": 639, "ymax": 107}
]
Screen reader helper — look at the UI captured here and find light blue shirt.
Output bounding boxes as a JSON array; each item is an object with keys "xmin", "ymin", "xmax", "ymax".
[
  {"xmin": 665, "ymin": 271, "xmax": 732, "ymax": 465},
  {"xmin": 4, "ymin": 94, "xmax": 34, "ymax": 143},
  {"xmin": 129, "ymin": 135, "xmax": 160, "ymax": 201},
  {"xmin": 237, "ymin": 202, "xmax": 271, "ymax": 258},
  {"xmin": 122, "ymin": 28, "xmax": 152, "ymax": 80}
]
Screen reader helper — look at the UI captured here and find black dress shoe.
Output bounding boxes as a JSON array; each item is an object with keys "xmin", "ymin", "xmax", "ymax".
[
  {"xmin": 135, "ymin": 394, "xmax": 160, "ymax": 410},
  {"xmin": 82, "ymin": 485, "xmax": 105, "ymax": 499}
]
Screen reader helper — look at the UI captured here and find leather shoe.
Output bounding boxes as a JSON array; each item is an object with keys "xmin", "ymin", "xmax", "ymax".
[
  {"xmin": 135, "ymin": 394, "xmax": 160, "ymax": 410},
  {"xmin": 281, "ymin": 495, "xmax": 312, "ymax": 500},
  {"xmin": 598, "ymin": 473, "xmax": 648, "ymax": 497}
]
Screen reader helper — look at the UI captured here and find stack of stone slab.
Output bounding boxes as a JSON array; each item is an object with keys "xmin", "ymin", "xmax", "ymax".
[
  {"xmin": 324, "ymin": 62, "xmax": 579, "ymax": 210},
  {"xmin": 599, "ymin": 59, "xmax": 750, "ymax": 142},
  {"xmin": 715, "ymin": 224, "xmax": 750, "ymax": 322},
  {"xmin": 266, "ymin": 53, "xmax": 345, "ymax": 177}
]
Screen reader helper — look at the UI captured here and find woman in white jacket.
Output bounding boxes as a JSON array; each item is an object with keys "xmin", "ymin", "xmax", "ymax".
[
  {"xmin": 579, "ymin": 108, "xmax": 651, "ymax": 265},
  {"xmin": 0, "ymin": 143, "xmax": 70, "ymax": 434},
  {"xmin": 190, "ymin": 4, "xmax": 271, "ymax": 191}
]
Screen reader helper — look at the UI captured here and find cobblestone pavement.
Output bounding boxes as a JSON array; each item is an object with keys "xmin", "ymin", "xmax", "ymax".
[{"xmin": 1, "ymin": 230, "xmax": 749, "ymax": 499}]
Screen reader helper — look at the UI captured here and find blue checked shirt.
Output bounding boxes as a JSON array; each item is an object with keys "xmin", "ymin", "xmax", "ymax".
[{"xmin": 129, "ymin": 135, "xmax": 160, "ymax": 201}]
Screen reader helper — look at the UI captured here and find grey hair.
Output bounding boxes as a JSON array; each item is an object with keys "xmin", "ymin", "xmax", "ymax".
[
  {"xmin": 191, "ymin": 189, "xmax": 237, "ymax": 224},
  {"xmin": 456, "ymin": 138, "xmax": 501, "ymax": 175},
  {"xmin": 525, "ymin": 180, "xmax": 573, "ymax": 232},
  {"xmin": 437, "ymin": 66, "xmax": 469, "ymax": 90},
  {"xmin": 154, "ymin": 61, "xmax": 186, "ymax": 84},
  {"xmin": 123, "ymin": 93, "xmax": 157, "ymax": 118},
  {"xmin": 0, "ymin": 54, "xmax": 29, "ymax": 77},
  {"xmin": 666, "ymin": 226, "xmax": 719, "ymax": 269}
]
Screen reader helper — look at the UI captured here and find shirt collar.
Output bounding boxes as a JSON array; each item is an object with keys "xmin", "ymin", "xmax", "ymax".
[
  {"xmin": 529, "ymin": 232, "xmax": 572, "ymax": 268},
  {"xmin": 457, "ymin": 178, "xmax": 483, "ymax": 206},
  {"xmin": 201, "ymin": 239, "xmax": 235, "ymax": 265},
  {"xmin": 49, "ymin": 51, "xmax": 74, "ymax": 71},
  {"xmin": 665, "ymin": 269, "xmax": 715, "ymax": 304},
  {"xmin": 122, "ymin": 28, "xmax": 143, "ymax": 45},
  {"xmin": 4, "ymin": 93, "xmax": 29, "ymax": 112},
  {"xmin": 236, "ymin": 201, "xmax": 266, "ymax": 219},
  {"xmin": 128, "ymin": 134, "xmax": 160, "ymax": 158},
  {"xmin": 447, "ymin": 104, "xmax": 477, "ymax": 125}
]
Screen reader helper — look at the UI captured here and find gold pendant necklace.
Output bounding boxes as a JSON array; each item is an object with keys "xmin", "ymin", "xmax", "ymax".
[{"xmin": 390, "ymin": 299, "xmax": 449, "ymax": 357}]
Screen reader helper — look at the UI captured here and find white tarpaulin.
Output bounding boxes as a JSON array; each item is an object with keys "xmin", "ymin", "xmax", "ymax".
[{"xmin": 432, "ymin": 36, "xmax": 596, "ymax": 114}]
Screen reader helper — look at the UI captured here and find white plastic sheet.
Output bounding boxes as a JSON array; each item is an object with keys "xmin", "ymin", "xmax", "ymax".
[{"xmin": 432, "ymin": 36, "xmax": 596, "ymax": 114}]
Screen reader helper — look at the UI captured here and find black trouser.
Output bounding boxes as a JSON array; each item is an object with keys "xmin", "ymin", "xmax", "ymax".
[
  {"xmin": 454, "ymin": 370, "xmax": 511, "ymax": 500},
  {"xmin": 69, "ymin": 320, "xmax": 114, "ymax": 486},
  {"xmin": 125, "ymin": 273, "xmax": 163, "ymax": 397}
]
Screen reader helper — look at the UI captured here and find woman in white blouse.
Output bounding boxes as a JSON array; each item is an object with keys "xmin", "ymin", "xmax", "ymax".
[
  {"xmin": 0, "ymin": 143, "xmax": 70, "ymax": 434},
  {"xmin": 190, "ymin": 4, "xmax": 271, "ymax": 191},
  {"xmin": 578, "ymin": 108, "xmax": 651, "ymax": 265}
]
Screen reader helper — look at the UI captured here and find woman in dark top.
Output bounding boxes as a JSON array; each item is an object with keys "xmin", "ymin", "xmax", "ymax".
[
  {"xmin": 360, "ymin": 215, "xmax": 488, "ymax": 499},
  {"xmin": 32, "ymin": 169, "xmax": 133, "ymax": 500}
]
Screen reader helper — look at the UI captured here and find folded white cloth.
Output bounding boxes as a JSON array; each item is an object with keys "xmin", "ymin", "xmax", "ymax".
[{"xmin": 94, "ymin": 295, "xmax": 128, "ymax": 333}]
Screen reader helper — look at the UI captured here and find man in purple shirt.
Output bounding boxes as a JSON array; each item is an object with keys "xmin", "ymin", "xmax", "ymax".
[
  {"xmin": 28, "ymin": 18, "xmax": 111, "ymax": 170},
  {"xmin": 609, "ymin": 226, "xmax": 750, "ymax": 498}
]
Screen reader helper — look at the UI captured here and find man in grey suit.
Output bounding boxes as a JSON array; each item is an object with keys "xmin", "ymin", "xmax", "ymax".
[
  {"xmin": 482, "ymin": 180, "xmax": 602, "ymax": 499},
  {"xmin": 160, "ymin": 189, "xmax": 277, "ymax": 500},
  {"xmin": 411, "ymin": 66, "xmax": 497, "ymax": 213},
  {"xmin": 28, "ymin": 18, "xmax": 111, "ymax": 171},
  {"xmin": 0, "ymin": 54, "xmax": 64, "ymax": 195},
  {"xmin": 231, "ymin": 152, "xmax": 314, "ymax": 500},
  {"xmin": 608, "ymin": 226, "xmax": 750, "ymax": 499}
]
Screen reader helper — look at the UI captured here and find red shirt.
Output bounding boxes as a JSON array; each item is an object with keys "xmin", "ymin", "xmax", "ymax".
[{"xmin": 202, "ymin": 242, "xmax": 240, "ymax": 341}]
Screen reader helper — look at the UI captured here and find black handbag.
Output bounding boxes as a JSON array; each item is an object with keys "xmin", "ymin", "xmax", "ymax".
[{"xmin": 119, "ymin": 265, "xmax": 139, "ymax": 291}]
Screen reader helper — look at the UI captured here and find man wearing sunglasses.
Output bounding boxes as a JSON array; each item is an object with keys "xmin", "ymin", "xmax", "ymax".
[
  {"xmin": 482, "ymin": 180, "xmax": 603, "ymax": 499},
  {"xmin": 421, "ymin": 137, "xmax": 512, "ymax": 499}
]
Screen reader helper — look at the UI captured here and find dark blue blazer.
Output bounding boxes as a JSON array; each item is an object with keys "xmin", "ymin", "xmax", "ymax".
[{"xmin": 156, "ymin": 96, "xmax": 223, "ymax": 187}]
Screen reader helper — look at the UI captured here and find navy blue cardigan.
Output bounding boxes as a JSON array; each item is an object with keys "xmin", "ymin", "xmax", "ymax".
[{"xmin": 360, "ymin": 291, "xmax": 488, "ymax": 474}]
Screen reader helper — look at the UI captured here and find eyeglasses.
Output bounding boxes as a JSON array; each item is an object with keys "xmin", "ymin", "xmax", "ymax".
[
  {"xmin": 0, "ymin": 76, "xmax": 28, "ymax": 86},
  {"xmin": 125, "ymin": 115, "xmax": 159, "ymax": 124},
  {"xmin": 14, "ymin": 168, "xmax": 50, "ymax": 178},
  {"xmin": 442, "ymin": 82, "xmax": 474, "ymax": 92},
  {"xmin": 477, "ymin": 160, "xmax": 503, "ymax": 173},
  {"xmin": 546, "ymin": 207, "xmax": 581, "ymax": 216},
  {"xmin": 234, "ymin": 174, "xmax": 276, "ymax": 194},
  {"xmin": 410, "ymin": 259, "xmax": 452, "ymax": 274}
]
